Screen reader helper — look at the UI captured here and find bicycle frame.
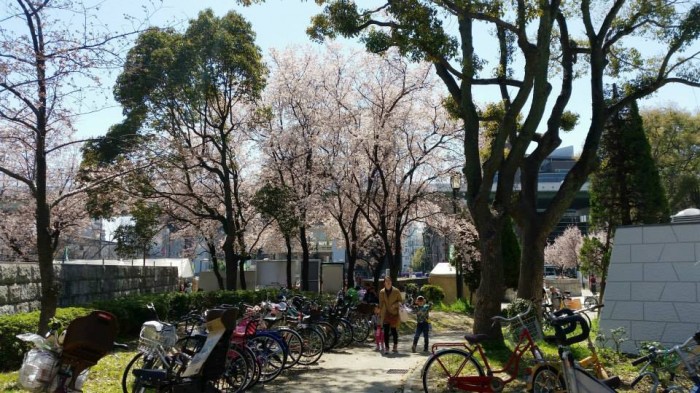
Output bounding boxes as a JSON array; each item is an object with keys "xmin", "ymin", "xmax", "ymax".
[
  {"xmin": 547, "ymin": 311, "xmax": 616, "ymax": 393},
  {"xmin": 631, "ymin": 335, "xmax": 700, "ymax": 393},
  {"xmin": 429, "ymin": 325, "xmax": 543, "ymax": 392},
  {"xmin": 131, "ymin": 308, "xmax": 238, "ymax": 392}
]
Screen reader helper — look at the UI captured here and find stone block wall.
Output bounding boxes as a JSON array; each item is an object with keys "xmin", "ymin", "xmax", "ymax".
[
  {"xmin": 599, "ymin": 222, "xmax": 700, "ymax": 354},
  {"xmin": 0, "ymin": 262, "xmax": 178, "ymax": 315}
]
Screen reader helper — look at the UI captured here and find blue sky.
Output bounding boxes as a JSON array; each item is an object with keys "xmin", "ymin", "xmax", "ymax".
[{"xmin": 75, "ymin": 0, "xmax": 700, "ymax": 154}]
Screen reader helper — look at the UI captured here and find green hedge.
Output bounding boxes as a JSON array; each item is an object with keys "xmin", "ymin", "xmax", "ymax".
[
  {"xmin": 0, "ymin": 288, "xmax": 320, "ymax": 371},
  {"xmin": 0, "ymin": 288, "xmax": 330, "ymax": 371},
  {"xmin": 90, "ymin": 288, "xmax": 285, "ymax": 336}
]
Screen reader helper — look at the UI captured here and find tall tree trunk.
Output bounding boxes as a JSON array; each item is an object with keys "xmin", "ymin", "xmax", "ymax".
[
  {"xmin": 345, "ymin": 244, "xmax": 357, "ymax": 288},
  {"xmin": 223, "ymin": 235, "xmax": 238, "ymax": 290},
  {"xmin": 391, "ymin": 235, "xmax": 403, "ymax": 283},
  {"xmin": 299, "ymin": 226, "xmax": 310, "ymax": 291},
  {"xmin": 516, "ymin": 226, "xmax": 548, "ymax": 303},
  {"xmin": 285, "ymin": 235, "xmax": 293, "ymax": 289},
  {"xmin": 472, "ymin": 220, "xmax": 505, "ymax": 340},
  {"xmin": 372, "ymin": 261, "xmax": 382, "ymax": 289},
  {"xmin": 207, "ymin": 242, "xmax": 224, "ymax": 290},
  {"xmin": 36, "ymin": 199, "xmax": 58, "ymax": 335},
  {"xmin": 238, "ymin": 258, "xmax": 247, "ymax": 290},
  {"xmin": 32, "ymin": 6, "xmax": 56, "ymax": 334}
]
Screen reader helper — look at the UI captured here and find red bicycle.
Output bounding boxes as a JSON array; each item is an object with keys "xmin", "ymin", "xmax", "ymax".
[{"xmin": 421, "ymin": 305, "xmax": 546, "ymax": 392}]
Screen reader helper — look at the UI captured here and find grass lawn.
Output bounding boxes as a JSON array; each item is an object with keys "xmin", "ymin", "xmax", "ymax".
[
  {"xmin": 0, "ymin": 309, "xmax": 690, "ymax": 392},
  {"xmin": 1, "ymin": 350, "xmax": 136, "ymax": 393}
]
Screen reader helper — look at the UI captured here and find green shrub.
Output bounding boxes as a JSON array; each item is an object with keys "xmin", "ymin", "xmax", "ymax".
[
  {"xmin": 420, "ymin": 284, "xmax": 445, "ymax": 304},
  {"xmin": 502, "ymin": 298, "xmax": 535, "ymax": 318},
  {"xmin": 0, "ymin": 307, "xmax": 91, "ymax": 371},
  {"xmin": 404, "ymin": 283, "xmax": 419, "ymax": 298},
  {"xmin": 91, "ymin": 288, "xmax": 284, "ymax": 336},
  {"xmin": 0, "ymin": 288, "xmax": 315, "ymax": 372}
]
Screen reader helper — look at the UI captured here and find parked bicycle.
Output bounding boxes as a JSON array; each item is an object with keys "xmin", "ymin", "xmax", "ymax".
[
  {"xmin": 631, "ymin": 332, "xmax": 700, "ymax": 393},
  {"xmin": 121, "ymin": 304, "xmax": 209, "ymax": 393},
  {"xmin": 261, "ymin": 298, "xmax": 325, "ymax": 365},
  {"xmin": 17, "ymin": 310, "xmax": 126, "ymax": 392},
  {"xmin": 421, "ymin": 304, "xmax": 547, "ymax": 392},
  {"xmin": 543, "ymin": 311, "xmax": 620, "ymax": 392},
  {"xmin": 529, "ymin": 305, "xmax": 620, "ymax": 393},
  {"xmin": 126, "ymin": 307, "xmax": 250, "ymax": 392}
]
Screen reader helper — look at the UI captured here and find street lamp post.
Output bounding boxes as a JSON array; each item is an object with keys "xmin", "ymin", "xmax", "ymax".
[{"xmin": 450, "ymin": 173, "xmax": 463, "ymax": 300}]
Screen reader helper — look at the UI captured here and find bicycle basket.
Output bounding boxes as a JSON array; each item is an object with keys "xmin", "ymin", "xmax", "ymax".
[
  {"xmin": 138, "ymin": 321, "xmax": 178, "ymax": 353},
  {"xmin": 502, "ymin": 310, "xmax": 543, "ymax": 345}
]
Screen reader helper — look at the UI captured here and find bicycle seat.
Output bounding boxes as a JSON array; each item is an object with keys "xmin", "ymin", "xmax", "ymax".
[{"xmin": 464, "ymin": 334, "xmax": 489, "ymax": 344}]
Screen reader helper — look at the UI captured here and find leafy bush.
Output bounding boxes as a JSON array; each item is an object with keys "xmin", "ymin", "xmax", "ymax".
[
  {"xmin": 404, "ymin": 283, "xmax": 419, "ymax": 298},
  {"xmin": 420, "ymin": 284, "xmax": 445, "ymax": 304},
  {"xmin": 502, "ymin": 298, "xmax": 535, "ymax": 318},
  {"xmin": 0, "ymin": 307, "xmax": 91, "ymax": 371},
  {"xmin": 91, "ymin": 288, "xmax": 283, "ymax": 336}
]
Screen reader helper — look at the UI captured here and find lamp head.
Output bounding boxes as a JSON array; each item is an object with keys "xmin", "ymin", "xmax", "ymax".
[{"xmin": 450, "ymin": 173, "xmax": 462, "ymax": 191}]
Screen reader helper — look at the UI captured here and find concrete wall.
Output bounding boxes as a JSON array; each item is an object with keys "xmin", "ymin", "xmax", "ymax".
[
  {"xmin": 0, "ymin": 262, "xmax": 178, "ymax": 315},
  {"xmin": 198, "ymin": 271, "xmax": 256, "ymax": 292},
  {"xmin": 544, "ymin": 277, "xmax": 582, "ymax": 296},
  {"xmin": 599, "ymin": 222, "xmax": 700, "ymax": 354}
]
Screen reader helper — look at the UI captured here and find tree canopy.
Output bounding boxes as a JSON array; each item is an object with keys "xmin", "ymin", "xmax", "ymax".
[
  {"xmin": 83, "ymin": 9, "xmax": 267, "ymax": 290},
  {"xmin": 296, "ymin": 0, "xmax": 700, "ymax": 339},
  {"xmin": 641, "ymin": 106, "xmax": 700, "ymax": 213}
]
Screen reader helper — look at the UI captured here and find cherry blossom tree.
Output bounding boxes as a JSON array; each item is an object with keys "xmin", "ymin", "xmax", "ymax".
[
  {"xmin": 260, "ymin": 46, "xmax": 462, "ymax": 288},
  {"xmin": 83, "ymin": 10, "xmax": 267, "ymax": 290},
  {"xmin": 544, "ymin": 225, "xmax": 584, "ymax": 274},
  {"xmin": 256, "ymin": 47, "xmax": 330, "ymax": 291},
  {"xmin": 0, "ymin": 0, "xmax": 138, "ymax": 333},
  {"xmin": 272, "ymin": 0, "xmax": 700, "ymax": 340}
]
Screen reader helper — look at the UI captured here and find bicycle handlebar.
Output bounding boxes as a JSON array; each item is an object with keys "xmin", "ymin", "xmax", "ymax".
[
  {"xmin": 491, "ymin": 304, "xmax": 532, "ymax": 324},
  {"xmin": 632, "ymin": 354, "xmax": 651, "ymax": 366},
  {"xmin": 632, "ymin": 335, "xmax": 696, "ymax": 367}
]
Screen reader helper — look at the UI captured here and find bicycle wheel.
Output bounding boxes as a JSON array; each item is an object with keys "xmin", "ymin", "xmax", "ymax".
[
  {"xmin": 235, "ymin": 344, "xmax": 260, "ymax": 389},
  {"xmin": 351, "ymin": 315, "xmax": 370, "ymax": 343},
  {"xmin": 296, "ymin": 326, "xmax": 324, "ymax": 365},
  {"xmin": 207, "ymin": 346, "xmax": 251, "ymax": 393},
  {"xmin": 422, "ymin": 348, "xmax": 484, "ymax": 392},
  {"xmin": 529, "ymin": 365, "xmax": 566, "ymax": 393},
  {"xmin": 315, "ymin": 321, "xmax": 338, "ymax": 350},
  {"xmin": 248, "ymin": 333, "xmax": 288, "ymax": 383},
  {"xmin": 122, "ymin": 352, "xmax": 159, "ymax": 393},
  {"xmin": 335, "ymin": 319, "xmax": 354, "ymax": 348},
  {"xmin": 278, "ymin": 327, "xmax": 303, "ymax": 369}
]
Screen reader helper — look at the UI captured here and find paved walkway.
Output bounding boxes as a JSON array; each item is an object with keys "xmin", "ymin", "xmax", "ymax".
[
  {"xmin": 249, "ymin": 331, "xmax": 466, "ymax": 393},
  {"xmin": 250, "ymin": 295, "xmax": 602, "ymax": 392}
]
